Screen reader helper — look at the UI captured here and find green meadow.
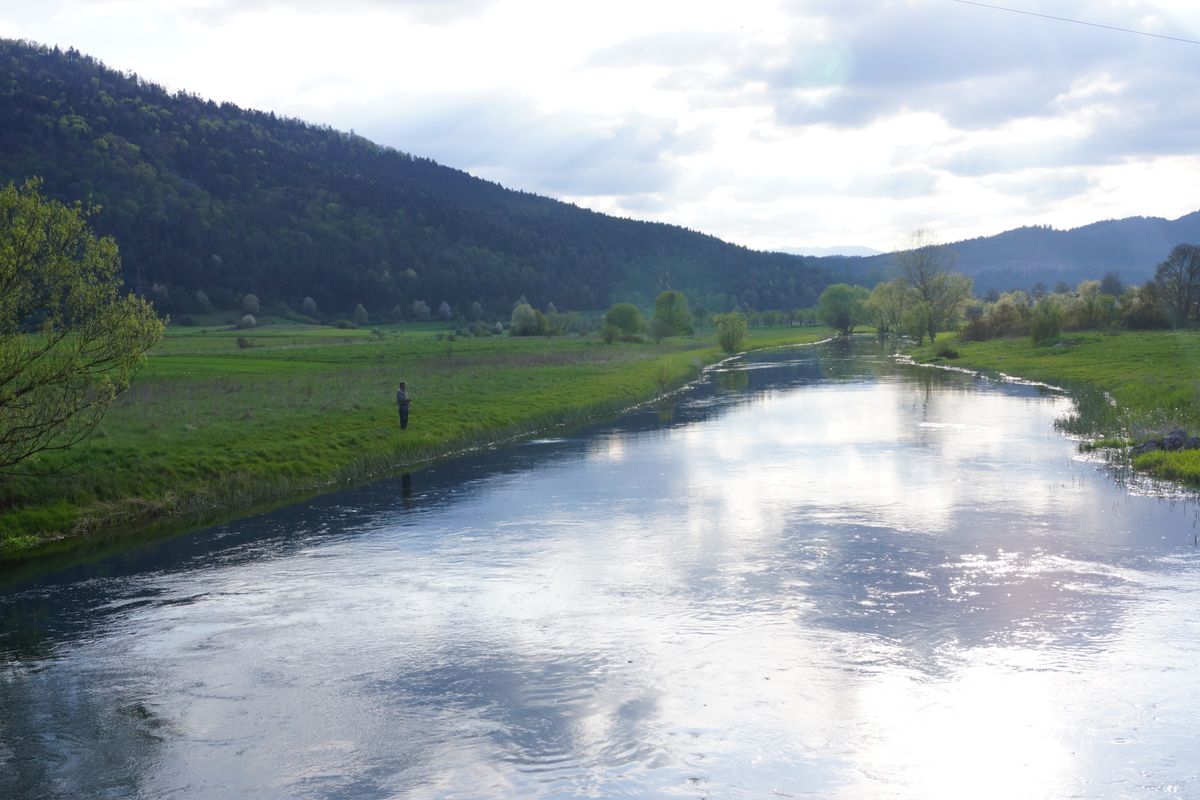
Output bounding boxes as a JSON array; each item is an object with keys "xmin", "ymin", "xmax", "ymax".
[
  {"xmin": 0, "ymin": 322, "xmax": 826, "ymax": 559},
  {"xmin": 912, "ymin": 330, "xmax": 1200, "ymax": 486}
]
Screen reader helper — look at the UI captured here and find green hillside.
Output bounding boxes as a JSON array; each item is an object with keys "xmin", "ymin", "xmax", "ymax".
[{"xmin": 0, "ymin": 38, "xmax": 851, "ymax": 318}]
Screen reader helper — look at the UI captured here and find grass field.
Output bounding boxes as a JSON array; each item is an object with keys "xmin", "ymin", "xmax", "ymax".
[
  {"xmin": 911, "ymin": 329, "xmax": 1200, "ymax": 485},
  {"xmin": 0, "ymin": 321, "xmax": 827, "ymax": 559}
]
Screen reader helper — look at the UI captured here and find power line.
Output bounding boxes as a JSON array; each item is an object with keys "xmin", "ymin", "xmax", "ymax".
[{"xmin": 951, "ymin": 0, "xmax": 1200, "ymax": 46}]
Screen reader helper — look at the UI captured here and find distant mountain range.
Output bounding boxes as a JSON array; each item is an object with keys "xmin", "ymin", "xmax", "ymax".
[
  {"xmin": 930, "ymin": 215, "xmax": 1200, "ymax": 292},
  {"xmin": 0, "ymin": 38, "xmax": 1195, "ymax": 314}
]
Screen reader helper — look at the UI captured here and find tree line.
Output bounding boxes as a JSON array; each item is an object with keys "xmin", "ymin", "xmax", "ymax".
[{"xmin": 816, "ymin": 236, "xmax": 1200, "ymax": 343}]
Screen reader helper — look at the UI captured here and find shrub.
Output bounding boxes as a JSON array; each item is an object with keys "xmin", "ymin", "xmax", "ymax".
[
  {"xmin": 934, "ymin": 341, "xmax": 960, "ymax": 359},
  {"xmin": 510, "ymin": 302, "xmax": 548, "ymax": 336},
  {"xmin": 335, "ymin": 319, "xmax": 356, "ymax": 329},
  {"xmin": 1030, "ymin": 297, "xmax": 1062, "ymax": 344},
  {"xmin": 714, "ymin": 311, "xmax": 747, "ymax": 353},
  {"xmin": 236, "ymin": 336, "xmax": 252, "ymax": 349},
  {"xmin": 604, "ymin": 303, "xmax": 645, "ymax": 336},
  {"xmin": 237, "ymin": 313, "xmax": 257, "ymax": 329},
  {"xmin": 958, "ymin": 317, "xmax": 991, "ymax": 342}
]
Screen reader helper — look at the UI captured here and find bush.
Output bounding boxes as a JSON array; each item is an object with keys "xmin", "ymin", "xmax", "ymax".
[
  {"xmin": 958, "ymin": 317, "xmax": 991, "ymax": 342},
  {"xmin": 236, "ymin": 336, "xmax": 252, "ymax": 349},
  {"xmin": 335, "ymin": 319, "xmax": 357, "ymax": 329},
  {"xmin": 604, "ymin": 302, "xmax": 645, "ymax": 336},
  {"xmin": 510, "ymin": 302, "xmax": 548, "ymax": 336},
  {"xmin": 934, "ymin": 341, "xmax": 960, "ymax": 359},
  {"xmin": 173, "ymin": 315, "xmax": 197, "ymax": 327},
  {"xmin": 237, "ymin": 313, "xmax": 257, "ymax": 329},
  {"xmin": 714, "ymin": 311, "xmax": 747, "ymax": 353},
  {"xmin": 1030, "ymin": 298, "xmax": 1062, "ymax": 344}
]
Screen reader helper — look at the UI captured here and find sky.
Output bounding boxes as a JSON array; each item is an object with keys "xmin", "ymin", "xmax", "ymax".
[{"xmin": 1, "ymin": 0, "xmax": 1198, "ymax": 253}]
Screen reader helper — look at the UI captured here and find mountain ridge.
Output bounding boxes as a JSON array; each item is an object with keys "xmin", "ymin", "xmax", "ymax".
[{"xmin": 1, "ymin": 38, "xmax": 1196, "ymax": 313}]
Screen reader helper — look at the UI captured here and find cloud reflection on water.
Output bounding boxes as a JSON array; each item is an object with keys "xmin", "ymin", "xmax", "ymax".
[{"xmin": 3, "ymin": 342, "xmax": 1200, "ymax": 798}]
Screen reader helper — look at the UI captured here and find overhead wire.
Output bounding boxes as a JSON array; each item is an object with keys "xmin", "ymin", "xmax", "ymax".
[{"xmin": 950, "ymin": 0, "xmax": 1200, "ymax": 46}]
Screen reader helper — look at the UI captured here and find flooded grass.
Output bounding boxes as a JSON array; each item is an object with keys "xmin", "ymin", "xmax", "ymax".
[{"xmin": 912, "ymin": 330, "xmax": 1200, "ymax": 486}]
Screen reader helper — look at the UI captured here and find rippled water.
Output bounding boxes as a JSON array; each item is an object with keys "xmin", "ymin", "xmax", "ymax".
[{"xmin": 3, "ymin": 340, "xmax": 1200, "ymax": 799}]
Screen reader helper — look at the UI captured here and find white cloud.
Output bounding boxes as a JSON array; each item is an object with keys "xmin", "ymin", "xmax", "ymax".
[{"xmin": 3, "ymin": 0, "xmax": 1199, "ymax": 250}]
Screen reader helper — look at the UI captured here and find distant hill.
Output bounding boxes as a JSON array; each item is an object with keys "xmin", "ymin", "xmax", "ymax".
[
  {"xmin": 1, "ymin": 40, "xmax": 1193, "ymax": 315},
  {"xmin": 0, "ymin": 38, "xmax": 853, "ymax": 317},
  {"xmin": 821, "ymin": 214, "xmax": 1200, "ymax": 294},
  {"xmin": 938, "ymin": 215, "xmax": 1200, "ymax": 292}
]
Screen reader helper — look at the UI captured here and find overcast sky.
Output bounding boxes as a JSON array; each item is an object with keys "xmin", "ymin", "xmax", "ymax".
[{"xmin": 2, "ymin": 0, "xmax": 1198, "ymax": 253}]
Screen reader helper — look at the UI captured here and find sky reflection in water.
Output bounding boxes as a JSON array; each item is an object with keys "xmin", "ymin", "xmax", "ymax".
[{"xmin": 3, "ymin": 340, "xmax": 1200, "ymax": 799}]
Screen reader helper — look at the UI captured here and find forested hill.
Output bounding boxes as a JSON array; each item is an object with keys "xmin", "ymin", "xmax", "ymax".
[
  {"xmin": 937, "ymin": 214, "xmax": 1200, "ymax": 292},
  {"xmin": 0, "ymin": 38, "xmax": 856, "ymax": 317}
]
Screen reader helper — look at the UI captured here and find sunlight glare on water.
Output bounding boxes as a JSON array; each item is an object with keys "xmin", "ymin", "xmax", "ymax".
[{"xmin": 3, "ymin": 340, "xmax": 1200, "ymax": 799}]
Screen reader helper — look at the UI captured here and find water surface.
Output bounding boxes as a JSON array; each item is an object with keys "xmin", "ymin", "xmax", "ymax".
[{"xmin": 3, "ymin": 340, "xmax": 1199, "ymax": 799}]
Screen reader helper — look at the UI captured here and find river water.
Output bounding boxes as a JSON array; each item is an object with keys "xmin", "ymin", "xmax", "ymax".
[{"xmin": 3, "ymin": 340, "xmax": 1200, "ymax": 799}]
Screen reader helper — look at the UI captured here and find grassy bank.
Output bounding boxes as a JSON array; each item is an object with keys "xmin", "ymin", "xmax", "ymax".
[
  {"xmin": 0, "ymin": 322, "xmax": 825, "ymax": 560},
  {"xmin": 911, "ymin": 330, "xmax": 1200, "ymax": 485}
]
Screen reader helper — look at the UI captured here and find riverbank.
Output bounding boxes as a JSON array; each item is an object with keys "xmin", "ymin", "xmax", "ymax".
[
  {"xmin": 911, "ymin": 329, "xmax": 1200, "ymax": 486},
  {"xmin": 0, "ymin": 323, "xmax": 826, "ymax": 561}
]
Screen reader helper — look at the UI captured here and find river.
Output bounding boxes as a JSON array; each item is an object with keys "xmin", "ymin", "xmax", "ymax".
[{"xmin": 3, "ymin": 339, "xmax": 1199, "ymax": 799}]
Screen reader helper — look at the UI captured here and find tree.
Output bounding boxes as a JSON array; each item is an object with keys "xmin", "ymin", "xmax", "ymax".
[
  {"xmin": 411, "ymin": 299, "xmax": 430, "ymax": 320},
  {"xmin": 1099, "ymin": 271, "xmax": 1123, "ymax": 297},
  {"xmin": 242, "ymin": 293, "xmax": 260, "ymax": 314},
  {"xmin": 1153, "ymin": 243, "xmax": 1200, "ymax": 327},
  {"xmin": 1030, "ymin": 296, "xmax": 1063, "ymax": 343},
  {"xmin": 301, "ymin": 296, "xmax": 317, "ymax": 315},
  {"xmin": 714, "ymin": 311, "xmax": 747, "ymax": 353},
  {"xmin": 510, "ymin": 302, "xmax": 547, "ymax": 336},
  {"xmin": 194, "ymin": 290, "xmax": 212, "ymax": 314},
  {"xmin": 353, "ymin": 303, "xmax": 369, "ymax": 326},
  {"xmin": 894, "ymin": 230, "xmax": 971, "ymax": 342},
  {"xmin": 0, "ymin": 179, "xmax": 163, "ymax": 472},
  {"xmin": 438, "ymin": 301, "xmax": 452, "ymax": 320},
  {"xmin": 604, "ymin": 303, "xmax": 645, "ymax": 337},
  {"xmin": 865, "ymin": 279, "xmax": 910, "ymax": 337},
  {"xmin": 652, "ymin": 290, "xmax": 693, "ymax": 340},
  {"xmin": 817, "ymin": 283, "xmax": 869, "ymax": 337},
  {"xmin": 149, "ymin": 282, "xmax": 170, "ymax": 311}
]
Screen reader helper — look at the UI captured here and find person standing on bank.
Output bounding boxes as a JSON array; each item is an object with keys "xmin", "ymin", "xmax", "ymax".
[{"xmin": 396, "ymin": 381, "xmax": 412, "ymax": 430}]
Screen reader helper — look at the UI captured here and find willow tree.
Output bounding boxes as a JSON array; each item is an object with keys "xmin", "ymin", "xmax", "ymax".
[
  {"xmin": 714, "ymin": 311, "xmax": 747, "ymax": 353},
  {"xmin": 895, "ymin": 229, "xmax": 972, "ymax": 342},
  {"xmin": 1, "ymin": 179, "xmax": 163, "ymax": 472},
  {"xmin": 1153, "ymin": 243, "xmax": 1200, "ymax": 327},
  {"xmin": 652, "ymin": 289, "xmax": 694, "ymax": 341}
]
